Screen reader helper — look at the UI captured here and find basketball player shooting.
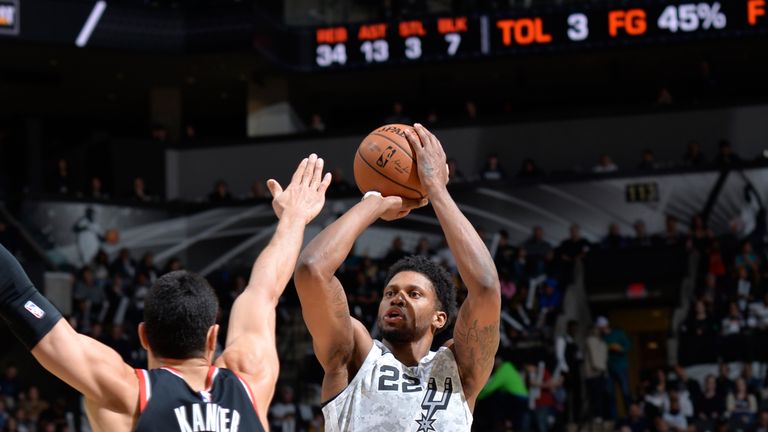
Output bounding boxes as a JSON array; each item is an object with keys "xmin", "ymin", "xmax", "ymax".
[
  {"xmin": 294, "ymin": 124, "xmax": 501, "ymax": 431},
  {"xmin": 0, "ymin": 155, "xmax": 331, "ymax": 431}
]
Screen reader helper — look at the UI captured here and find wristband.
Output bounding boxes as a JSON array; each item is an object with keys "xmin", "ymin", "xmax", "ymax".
[
  {"xmin": 362, "ymin": 191, "xmax": 382, "ymax": 201},
  {"xmin": 0, "ymin": 245, "xmax": 63, "ymax": 349}
]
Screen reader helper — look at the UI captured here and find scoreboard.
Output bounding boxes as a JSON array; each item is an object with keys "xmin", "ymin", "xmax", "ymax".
[{"xmin": 310, "ymin": 0, "xmax": 768, "ymax": 69}]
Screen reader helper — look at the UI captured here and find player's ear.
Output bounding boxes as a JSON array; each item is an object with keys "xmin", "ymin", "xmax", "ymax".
[
  {"xmin": 206, "ymin": 324, "xmax": 220, "ymax": 356},
  {"xmin": 138, "ymin": 322, "xmax": 149, "ymax": 351},
  {"xmin": 433, "ymin": 310, "xmax": 447, "ymax": 331}
]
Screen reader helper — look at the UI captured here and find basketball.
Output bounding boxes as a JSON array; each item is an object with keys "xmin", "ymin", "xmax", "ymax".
[
  {"xmin": 104, "ymin": 229, "xmax": 120, "ymax": 245},
  {"xmin": 353, "ymin": 124, "xmax": 426, "ymax": 200}
]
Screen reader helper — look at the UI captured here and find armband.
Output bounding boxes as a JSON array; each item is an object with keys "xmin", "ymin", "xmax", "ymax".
[{"xmin": 0, "ymin": 245, "xmax": 62, "ymax": 349}]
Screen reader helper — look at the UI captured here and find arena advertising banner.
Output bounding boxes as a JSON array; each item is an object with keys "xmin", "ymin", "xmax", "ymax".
[{"xmin": 0, "ymin": 0, "xmax": 19, "ymax": 36}]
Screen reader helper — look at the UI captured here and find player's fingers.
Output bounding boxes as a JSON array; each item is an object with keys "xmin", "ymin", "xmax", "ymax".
[
  {"xmin": 302, "ymin": 154, "xmax": 318, "ymax": 185},
  {"xmin": 401, "ymin": 197, "xmax": 424, "ymax": 209},
  {"xmin": 413, "ymin": 123, "xmax": 433, "ymax": 151},
  {"xmin": 318, "ymin": 172, "xmax": 332, "ymax": 194},
  {"xmin": 310, "ymin": 157, "xmax": 324, "ymax": 189},
  {"xmin": 266, "ymin": 179, "xmax": 283, "ymax": 198},
  {"xmin": 405, "ymin": 127, "xmax": 424, "ymax": 154},
  {"xmin": 292, "ymin": 158, "xmax": 309, "ymax": 185}
]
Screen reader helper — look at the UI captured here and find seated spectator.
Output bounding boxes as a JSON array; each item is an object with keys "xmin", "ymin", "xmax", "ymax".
[
  {"xmin": 447, "ymin": 158, "xmax": 468, "ymax": 184},
  {"xmin": 162, "ymin": 257, "xmax": 183, "ymax": 275},
  {"xmin": 111, "ymin": 247, "xmax": 136, "ymax": 279},
  {"xmin": 523, "ymin": 361, "xmax": 562, "ymax": 432},
  {"xmin": 269, "ymin": 386, "xmax": 310, "ymax": 431},
  {"xmin": 494, "ymin": 230, "xmax": 515, "ymax": 274},
  {"xmin": 637, "ymin": 149, "xmax": 658, "ymax": 171},
  {"xmin": 91, "ymin": 249, "xmax": 111, "ymax": 283},
  {"xmin": 749, "ymin": 292, "xmax": 768, "ymax": 330},
  {"xmin": 51, "ymin": 158, "xmax": 72, "ymax": 195},
  {"xmin": 755, "ymin": 411, "xmax": 768, "ymax": 432},
  {"xmin": 558, "ymin": 224, "xmax": 590, "ymax": 262},
  {"xmin": 538, "ymin": 278, "xmax": 562, "ymax": 326},
  {"xmin": 131, "ymin": 176, "xmax": 151, "ymax": 202},
  {"xmin": 663, "ymin": 395, "xmax": 688, "ymax": 431},
  {"xmin": 616, "ymin": 401, "xmax": 650, "ymax": 432},
  {"xmin": 0, "ymin": 364, "xmax": 21, "ymax": 403},
  {"xmin": 246, "ymin": 181, "xmax": 268, "ymax": 200},
  {"xmin": 329, "ymin": 168, "xmax": 353, "ymax": 195},
  {"xmin": 697, "ymin": 375, "xmax": 725, "ymax": 425},
  {"xmin": 654, "ymin": 216, "xmax": 688, "ymax": 248},
  {"xmin": 518, "ymin": 158, "xmax": 544, "ymax": 179},
  {"xmin": 722, "ymin": 302, "xmax": 746, "ymax": 335},
  {"xmin": 383, "ymin": 101, "xmax": 411, "ymax": 124},
  {"xmin": 645, "ymin": 368, "xmax": 670, "ymax": 416},
  {"xmin": 726, "ymin": 377, "xmax": 758, "ymax": 428},
  {"xmin": 632, "ymin": 220, "xmax": 653, "ymax": 247},
  {"xmin": 413, "ymin": 237, "xmax": 434, "ymax": 257},
  {"xmin": 137, "ymin": 252, "xmax": 159, "ymax": 283},
  {"xmin": 593, "ymin": 154, "xmax": 618, "ymax": 173},
  {"xmin": 740, "ymin": 363, "xmax": 762, "ymax": 397},
  {"xmin": 734, "ymin": 241, "xmax": 761, "ymax": 280},
  {"xmin": 523, "ymin": 226, "xmax": 553, "ymax": 267},
  {"xmin": 714, "ymin": 139, "xmax": 742, "ymax": 167},
  {"xmin": 672, "ymin": 365, "xmax": 702, "ymax": 407},
  {"xmin": 88, "ymin": 176, "xmax": 108, "ymax": 199},
  {"xmin": 382, "ymin": 237, "xmax": 407, "ymax": 268},
  {"xmin": 717, "ymin": 362, "xmax": 735, "ymax": 397},
  {"xmin": 309, "ymin": 113, "xmax": 326, "ymax": 133},
  {"xmin": 601, "ymin": 223, "xmax": 628, "ymax": 250},
  {"xmin": 731, "ymin": 266, "xmax": 755, "ymax": 313},
  {"xmin": 682, "ymin": 140, "xmax": 707, "ymax": 167},
  {"xmin": 479, "ymin": 154, "xmax": 507, "ymax": 182},
  {"xmin": 689, "ymin": 214, "xmax": 714, "ymax": 253},
  {"xmin": 209, "ymin": 179, "xmax": 233, "ymax": 203}
]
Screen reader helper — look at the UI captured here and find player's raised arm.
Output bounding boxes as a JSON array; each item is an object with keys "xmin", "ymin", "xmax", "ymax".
[
  {"xmin": 0, "ymin": 244, "xmax": 138, "ymax": 416},
  {"xmin": 216, "ymin": 154, "xmax": 331, "ymax": 414},
  {"xmin": 406, "ymin": 123, "xmax": 501, "ymax": 407},
  {"xmin": 294, "ymin": 187, "xmax": 423, "ymax": 398}
]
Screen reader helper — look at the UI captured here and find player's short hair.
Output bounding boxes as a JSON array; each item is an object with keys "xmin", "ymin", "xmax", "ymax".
[
  {"xmin": 384, "ymin": 255, "xmax": 457, "ymax": 333},
  {"xmin": 144, "ymin": 271, "xmax": 218, "ymax": 359}
]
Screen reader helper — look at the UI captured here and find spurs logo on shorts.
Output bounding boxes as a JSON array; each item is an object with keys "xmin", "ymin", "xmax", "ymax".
[{"xmin": 415, "ymin": 377, "xmax": 453, "ymax": 432}]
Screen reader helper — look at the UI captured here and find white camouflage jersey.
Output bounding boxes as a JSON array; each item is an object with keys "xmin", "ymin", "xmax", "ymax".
[{"xmin": 322, "ymin": 340, "xmax": 473, "ymax": 431}]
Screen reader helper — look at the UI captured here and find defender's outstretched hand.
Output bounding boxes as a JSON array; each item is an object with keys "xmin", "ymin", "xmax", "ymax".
[
  {"xmin": 405, "ymin": 123, "xmax": 450, "ymax": 193},
  {"xmin": 267, "ymin": 153, "xmax": 332, "ymax": 224}
]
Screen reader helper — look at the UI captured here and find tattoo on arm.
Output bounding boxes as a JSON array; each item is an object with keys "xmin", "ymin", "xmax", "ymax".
[{"xmin": 455, "ymin": 312, "xmax": 500, "ymax": 373}]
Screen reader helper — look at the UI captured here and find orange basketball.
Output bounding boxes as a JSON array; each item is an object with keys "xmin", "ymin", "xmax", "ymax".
[
  {"xmin": 353, "ymin": 124, "xmax": 426, "ymax": 200},
  {"xmin": 104, "ymin": 229, "xmax": 120, "ymax": 245}
]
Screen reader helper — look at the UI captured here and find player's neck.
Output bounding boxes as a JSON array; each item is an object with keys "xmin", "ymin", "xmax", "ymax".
[
  {"xmin": 382, "ymin": 338, "xmax": 433, "ymax": 366},
  {"xmin": 150, "ymin": 356, "xmax": 213, "ymax": 392}
]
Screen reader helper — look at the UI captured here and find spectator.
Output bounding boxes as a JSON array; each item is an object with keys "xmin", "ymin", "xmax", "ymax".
[
  {"xmin": 309, "ymin": 113, "xmax": 326, "ymax": 133},
  {"xmin": 716, "ymin": 362, "xmax": 735, "ymax": 397},
  {"xmin": 110, "ymin": 248, "xmax": 136, "ymax": 279},
  {"xmin": 382, "ymin": 237, "xmax": 407, "ymax": 268},
  {"xmin": 645, "ymin": 368, "xmax": 670, "ymax": 416},
  {"xmin": 632, "ymin": 220, "xmax": 653, "ymax": 248},
  {"xmin": 425, "ymin": 109, "xmax": 439, "ymax": 127},
  {"xmin": 209, "ymin": 179, "xmax": 233, "ymax": 203},
  {"xmin": 749, "ymin": 292, "xmax": 768, "ymax": 330},
  {"xmin": 269, "ymin": 386, "xmax": 309, "ymax": 432},
  {"xmin": 585, "ymin": 319, "xmax": 610, "ymax": 423},
  {"xmin": 690, "ymin": 214, "xmax": 713, "ymax": 253},
  {"xmin": 494, "ymin": 230, "xmax": 515, "ymax": 275},
  {"xmin": 538, "ymin": 278, "xmax": 562, "ymax": 322},
  {"xmin": 722, "ymin": 302, "xmax": 746, "ymax": 335},
  {"xmin": 726, "ymin": 377, "xmax": 758, "ymax": 428},
  {"xmin": 698, "ymin": 374, "xmax": 725, "ymax": 425},
  {"xmin": 682, "ymin": 141, "xmax": 707, "ymax": 167},
  {"xmin": 557, "ymin": 224, "xmax": 590, "ymax": 263},
  {"xmin": 131, "ymin": 176, "xmax": 151, "ymax": 202},
  {"xmin": 734, "ymin": 241, "xmax": 761, "ymax": 280},
  {"xmin": 662, "ymin": 395, "xmax": 688, "ymax": 431},
  {"xmin": 714, "ymin": 139, "xmax": 742, "ymax": 167},
  {"xmin": 518, "ymin": 158, "xmax": 544, "ymax": 179},
  {"xmin": 104, "ymin": 324, "xmax": 132, "ymax": 363},
  {"xmin": 247, "ymin": 181, "xmax": 269, "ymax": 200},
  {"xmin": 383, "ymin": 101, "xmax": 411, "ymax": 124},
  {"xmin": 162, "ymin": 257, "xmax": 184, "ymax": 275},
  {"xmin": 732, "ymin": 266, "xmax": 754, "ymax": 313},
  {"xmin": 91, "ymin": 249, "xmax": 111, "ymax": 284},
  {"xmin": 0, "ymin": 400, "xmax": 7, "ymax": 431},
  {"xmin": 524, "ymin": 361, "xmax": 562, "ymax": 432},
  {"xmin": 479, "ymin": 154, "xmax": 507, "ymax": 182},
  {"xmin": 51, "ymin": 158, "xmax": 72, "ymax": 195},
  {"xmin": 18, "ymin": 387, "xmax": 48, "ymax": 423},
  {"xmin": 556, "ymin": 320, "xmax": 583, "ymax": 425},
  {"xmin": 413, "ymin": 237, "xmax": 434, "ymax": 257},
  {"xmin": 637, "ymin": 149, "xmax": 658, "ymax": 171},
  {"xmin": 329, "ymin": 168, "xmax": 353, "ymax": 195},
  {"xmin": 755, "ymin": 411, "xmax": 768, "ymax": 432},
  {"xmin": 447, "ymin": 158, "xmax": 467, "ymax": 184},
  {"xmin": 655, "ymin": 216, "xmax": 688, "ymax": 248},
  {"xmin": 464, "ymin": 100, "xmax": 478, "ymax": 121},
  {"xmin": 593, "ymin": 154, "xmax": 618, "ymax": 173},
  {"xmin": 616, "ymin": 401, "xmax": 650, "ymax": 432},
  {"xmin": 524, "ymin": 226, "xmax": 553, "ymax": 276},
  {"xmin": 600, "ymin": 317, "xmax": 632, "ymax": 417},
  {"xmin": 672, "ymin": 365, "xmax": 702, "ymax": 411},
  {"xmin": 657, "ymin": 86, "xmax": 674, "ymax": 105},
  {"xmin": 0, "ymin": 364, "xmax": 20, "ymax": 403},
  {"xmin": 88, "ymin": 176, "xmax": 108, "ymax": 199},
  {"xmin": 73, "ymin": 267, "xmax": 106, "ymax": 314},
  {"xmin": 137, "ymin": 252, "xmax": 159, "ymax": 283},
  {"xmin": 602, "ymin": 223, "xmax": 628, "ymax": 250},
  {"xmin": 740, "ymin": 363, "xmax": 761, "ymax": 397}
]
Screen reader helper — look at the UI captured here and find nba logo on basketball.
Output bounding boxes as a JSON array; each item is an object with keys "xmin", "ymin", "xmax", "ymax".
[
  {"xmin": 376, "ymin": 146, "xmax": 397, "ymax": 167},
  {"xmin": 24, "ymin": 301, "xmax": 45, "ymax": 319}
]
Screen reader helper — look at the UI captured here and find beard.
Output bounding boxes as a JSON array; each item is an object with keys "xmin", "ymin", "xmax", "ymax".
[{"xmin": 377, "ymin": 318, "xmax": 417, "ymax": 343}]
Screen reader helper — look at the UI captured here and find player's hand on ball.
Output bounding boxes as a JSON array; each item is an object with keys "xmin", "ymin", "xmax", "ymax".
[
  {"xmin": 267, "ymin": 154, "xmax": 332, "ymax": 224},
  {"xmin": 406, "ymin": 123, "xmax": 449, "ymax": 192},
  {"xmin": 366, "ymin": 194, "xmax": 427, "ymax": 221}
]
